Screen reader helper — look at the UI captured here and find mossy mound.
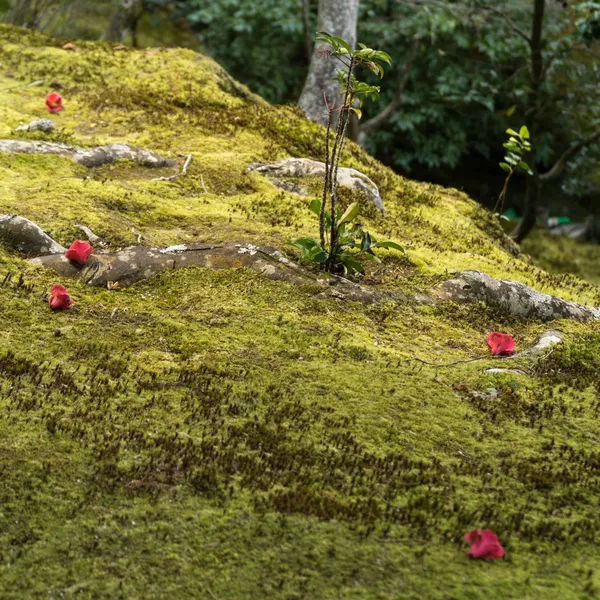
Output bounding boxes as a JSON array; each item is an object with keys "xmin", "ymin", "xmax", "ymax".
[{"xmin": 0, "ymin": 26, "xmax": 599, "ymax": 599}]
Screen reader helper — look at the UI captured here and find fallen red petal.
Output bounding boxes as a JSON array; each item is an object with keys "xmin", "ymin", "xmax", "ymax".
[
  {"xmin": 49, "ymin": 284, "xmax": 73, "ymax": 310},
  {"xmin": 486, "ymin": 332, "xmax": 515, "ymax": 356},
  {"xmin": 45, "ymin": 92, "xmax": 63, "ymax": 113},
  {"xmin": 65, "ymin": 240, "xmax": 94, "ymax": 265},
  {"xmin": 465, "ymin": 529, "xmax": 504, "ymax": 560}
]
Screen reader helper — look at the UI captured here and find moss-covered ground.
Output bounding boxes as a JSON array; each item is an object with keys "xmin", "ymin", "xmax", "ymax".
[
  {"xmin": 522, "ymin": 229, "xmax": 600, "ymax": 287},
  {"xmin": 0, "ymin": 26, "xmax": 599, "ymax": 599}
]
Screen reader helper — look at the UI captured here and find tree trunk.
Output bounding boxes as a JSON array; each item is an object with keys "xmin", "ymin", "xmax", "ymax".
[
  {"xmin": 297, "ymin": 0, "xmax": 359, "ymax": 125},
  {"xmin": 6, "ymin": 0, "xmax": 53, "ymax": 29},
  {"xmin": 102, "ymin": 0, "xmax": 143, "ymax": 44},
  {"xmin": 511, "ymin": 0, "xmax": 545, "ymax": 243}
]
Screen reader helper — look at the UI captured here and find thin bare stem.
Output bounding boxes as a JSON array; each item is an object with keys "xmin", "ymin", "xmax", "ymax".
[
  {"xmin": 493, "ymin": 169, "xmax": 513, "ymax": 214},
  {"xmin": 327, "ymin": 57, "xmax": 355, "ymax": 271},
  {"xmin": 320, "ymin": 94, "xmax": 333, "ymax": 249}
]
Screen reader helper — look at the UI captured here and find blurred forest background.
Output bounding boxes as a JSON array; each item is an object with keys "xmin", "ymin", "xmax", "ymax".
[{"xmin": 2, "ymin": 0, "xmax": 600, "ymax": 253}]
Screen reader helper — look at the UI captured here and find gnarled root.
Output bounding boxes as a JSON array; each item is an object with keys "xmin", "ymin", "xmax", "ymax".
[
  {"xmin": 28, "ymin": 242, "xmax": 378, "ymax": 302},
  {"xmin": 0, "ymin": 140, "xmax": 173, "ymax": 168},
  {"xmin": 1, "ymin": 214, "xmax": 598, "ymax": 318},
  {"xmin": 435, "ymin": 270, "xmax": 599, "ymax": 322},
  {"xmin": 0, "ymin": 215, "xmax": 65, "ymax": 257}
]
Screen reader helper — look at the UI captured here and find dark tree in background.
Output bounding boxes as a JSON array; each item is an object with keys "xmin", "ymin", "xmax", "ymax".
[
  {"xmin": 510, "ymin": 0, "xmax": 600, "ymax": 241},
  {"xmin": 103, "ymin": 0, "xmax": 145, "ymax": 46}
]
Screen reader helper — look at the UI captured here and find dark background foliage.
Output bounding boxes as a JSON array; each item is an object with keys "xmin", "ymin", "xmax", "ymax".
[{"xmin": 2, "ymin": 0, "xmax": 600, "ymax": 224}]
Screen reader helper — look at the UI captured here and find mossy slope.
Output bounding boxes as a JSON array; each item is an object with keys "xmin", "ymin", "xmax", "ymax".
[{"xmin": 0, "ymin": 26, "xmax": 599, "ymax": 599}]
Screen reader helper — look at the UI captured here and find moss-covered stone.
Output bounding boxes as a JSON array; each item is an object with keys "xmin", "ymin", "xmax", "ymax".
[{"xmin": 0, "ymin": 25, "xmax": 599, "ymax": 599}]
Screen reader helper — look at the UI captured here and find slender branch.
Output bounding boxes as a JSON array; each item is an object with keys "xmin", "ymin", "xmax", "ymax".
[
  {"xmin": 475, "ymin": 2, "xmax": 532, "ymax": 45},
  {"xmin": 539, "ymin": 128, "xmax": 600, "ymax": 183},
  {"xmin": 399, "ymin": 0, "xmax": 531, "ymax": 44},
  {"xmin": 359, "ymin": 35, "xmax": 420, "ymax": 136},
  {"xmin": 493, "ymin": 169, "xmax": 514, "ymax": 214},
  {"xmin": 0, "ymin": 80, "xmax": 44, "ymax": 93},
  {"xmin": 320, "ymin": 93, "xmax": 332, "ymax": 249},
  {"xmin": 152, "ymin": 153, "xmax": 192, "ymax": 181},
  {"xmin": 328, "ymin": 57, "xmax": 355, "ymax": 271},
  {"xmin": 397, "ymin": 356, "xmax": 492, "ymax": 368},
  {"xmin": 75, "ymin": 224, "xmax": 106, "ymax": 246}
]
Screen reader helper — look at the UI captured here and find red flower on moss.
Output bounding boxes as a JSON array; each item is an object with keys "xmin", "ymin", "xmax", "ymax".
[
  {"xmin": 45, "ymin": 92, "xmax": 63, "ymax": 113},
  {"xmin": 486, "ymin": 332, "xmax": 515, "ymax": 356},
  {"xmin": 49, "ymin": 284, "xmax": 73, "ymax": 310},
  {"xmin": 65, "ymin": 240, "xmax": 93, "ymax": 265},
  {"xmin": 465, "ymin": 529, "xmax": 504, "ymax": 560}
]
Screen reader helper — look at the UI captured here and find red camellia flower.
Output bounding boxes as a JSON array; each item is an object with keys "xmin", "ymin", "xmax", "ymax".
[
  {"xmin": 45, "ymin": 92, "xmax": 63, "ymax": 113},
  {"xmin": 486, "ymin": 332, "xmax": 515, "ymax": 356},
  {"xmin": 48, "ymin": 284, "xmax": 73, "ymax": 310},
  {"xmin": 465, "ymin": 529, "xmax": 504, "ymax": 560},
  {"xmin": 65, "ymin": 240, "xmax": 93, "ymax": 265}
]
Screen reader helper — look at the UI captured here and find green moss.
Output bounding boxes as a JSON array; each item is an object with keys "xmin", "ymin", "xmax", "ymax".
[
  {"xmin": 522, "ymin": 229, "xmax": 600, "ymax": 287},
  {"xmin": 0, "ymin": 25, "xmax": 599, "ymax": 599}
]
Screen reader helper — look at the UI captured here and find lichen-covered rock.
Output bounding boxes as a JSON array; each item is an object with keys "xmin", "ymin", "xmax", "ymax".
[
  {"xmin": 0, "ymin": 139, "xmax": 173, "ymax": 167},
  {"xmin": 15, "ymin": 118, "xmax": 55, "ymax": 132},
  {"xmin": 249, "ymin": 158, "xmax": 385, "ymax": 212}
]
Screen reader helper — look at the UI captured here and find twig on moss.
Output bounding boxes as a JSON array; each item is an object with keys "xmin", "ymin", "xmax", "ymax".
[
  {"xmin": 0, "ymin": 79, "xmax": 44, "ymax": 93},
  {"xmin": 397, "ymin": 356, "xmax": 493, "ymax": 368},
  {"xmin": 152, "ymin": 153, "xmax": 192, "ymax": 182},
  {"xmin": 206, "ymin": 587, "xmax": 219, "ymax": 600},
  {"xmin": 200, "ymin": 174, "xmax": 208, "ymax": 194},
  {"xmin": 75, "ymin": 224, "xmax": 106, "ymax": 246}
]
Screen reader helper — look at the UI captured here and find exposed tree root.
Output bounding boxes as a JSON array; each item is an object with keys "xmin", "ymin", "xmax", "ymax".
[
  {"xmin": 1, "ymin": 215, "xmax": 599, "ymax": 320},
  {"xmin": 0, "ymin": 140, "xmax": 173, "ymax": 168},
  {"xmin": 484, "ymin": 368, "xmax": 529, "ymax": 376},
  {"xmin": 0, "ymin": 215, "xmax": 65, "ymax": 256},
  {"xmin": 435, "ymin": 270, "xmax": 600, "ymax": 322},
  {"xmin": 29, "ymin": 243, "xmax": 377, "ymax": 301}
]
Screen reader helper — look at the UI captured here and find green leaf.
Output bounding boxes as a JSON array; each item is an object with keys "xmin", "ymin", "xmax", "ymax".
[
  {"xmin": 341, "ymin": 255, "xmax": 364, "ymax": 274},
  {"xmin": 330, "ymin": 36, "xmax": 350, "ymax": 53},
  {"xmin": 337, "ymin": 202, "xmax": 360, "ymax": 226},
  {"xmin": 499, "ymin": 162, "xmax": 511, "ymax": 172},
  {"xmin": 505, "ymin": 104, "xmax": 517, "ymax": 117},
  {"xmin": 519, "ymin": 125, "xmax": 530, "ymax": 139},
  {"xmin": 350, "ymin": 106, "xmax": 362, "ymax": 119},
  {"xmin": 371, "ymin": 241, "xmax": 405, "ymax": 252},
  {"xmin": 373, "ymin": 50, "xmax": 392, "ymax": 64},
  {"xmin": 306, "ymin": 247, "xmax": 328, "ymax": 263},
  {"xmin": 309, "ymin": 198, "xmax": 321, "ymax": 216},
  {"xmin": 506, "ymin": 128, "xmax": 519, "ymax": 136},
  {"xmin": 359, "ymin": 252, "xmax": 381, "ymax": 262},
  {"xmin": 290, "ymin": 237, "xmax": 320, "ymax": 252}
]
